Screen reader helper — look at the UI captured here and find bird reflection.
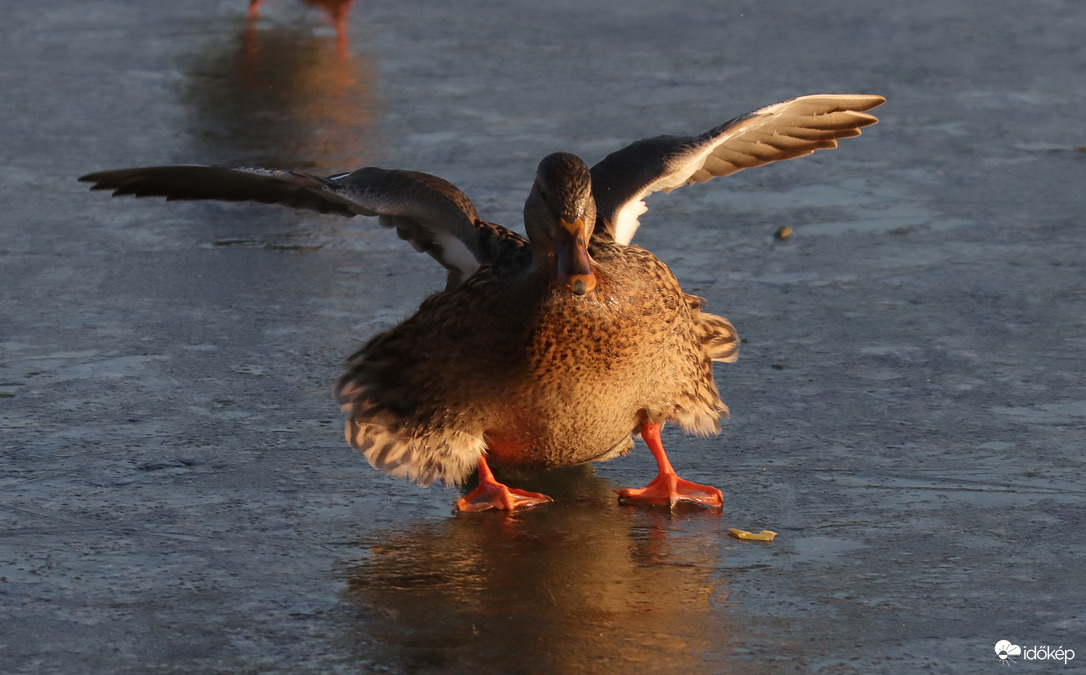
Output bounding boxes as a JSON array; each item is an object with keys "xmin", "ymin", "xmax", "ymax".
[
  {"xmin": 340, "ymin": 467, "xmax": 733, "ymax": 673},
  {"xmin": 182, "ymin": 0, "xmax": 374, "ymax": 170}
]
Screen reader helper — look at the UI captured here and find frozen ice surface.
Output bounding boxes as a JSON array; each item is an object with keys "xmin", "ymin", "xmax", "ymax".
[{"xmin": 2, "ymin": 0, "xmax": 1084, "ymax": 672}]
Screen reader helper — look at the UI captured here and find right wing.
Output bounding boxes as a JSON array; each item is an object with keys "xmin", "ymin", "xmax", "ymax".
[{"xmin": 79, "ymin": 164, "xmax": 529, "ymax": 289}]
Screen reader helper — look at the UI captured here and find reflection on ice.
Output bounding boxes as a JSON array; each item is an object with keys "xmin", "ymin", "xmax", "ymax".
[
  {"xmin": 182, "ymin": 0, "xmax": 375, "ymax": 170},
  {"xmin": 341, "ymin": 466, "xmax": 733, "ymax": 673}
]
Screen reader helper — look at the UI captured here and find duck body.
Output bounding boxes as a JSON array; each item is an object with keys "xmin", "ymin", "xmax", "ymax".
[
  {"xmin": 80, "ymin": 93, "xmax": 884, "ymax": 511},
  {"xmin": 337, "ymin": 238, "xmax": 735, "ymax": 486}
]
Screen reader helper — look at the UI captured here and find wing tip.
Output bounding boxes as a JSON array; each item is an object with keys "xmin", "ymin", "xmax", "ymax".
[
  {"xmin": 791, "ymin": 93, "xmax": 887, "ymax": 110},
  {"xmin": 78, "ymin": 172, "xmax": 117, "ymax": 190}
]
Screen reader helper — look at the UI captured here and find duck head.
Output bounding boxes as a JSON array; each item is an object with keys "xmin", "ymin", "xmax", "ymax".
[{"xmin": 524, "ymin": 152, "xmax": 598, "ymax": 296}]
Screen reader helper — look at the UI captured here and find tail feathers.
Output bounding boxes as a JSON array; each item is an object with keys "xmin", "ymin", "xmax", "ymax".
[
  {"xmin": 686, "ymin": 294, "xmax": 739, "ymax": 363},
  {"xmin": 701, "ymin": 312, "xmax": 740, "ymax": 363},
  {"xmin": 344, "ymin": 416, "xmax": 484, "ymax": 487},
  {"xmin": 669, "ymin": 382, "xmax": 729, "ymax": 438}
]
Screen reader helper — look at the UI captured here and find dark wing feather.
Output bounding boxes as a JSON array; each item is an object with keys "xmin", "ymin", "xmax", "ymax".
[
  {"xmin": 590, "ymin": 94, "xmax": 885, "ymax": 244},
  {"xmin": 80, "ymin": 164, "xmax": 529, "ymax": 289},
  {"xmin": 79, "ymin": 165, "xmax": 358, "ymax": 215}
]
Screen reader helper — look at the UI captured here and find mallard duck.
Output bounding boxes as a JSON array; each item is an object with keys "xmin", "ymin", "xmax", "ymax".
[{"xmin": 81, "ymin": 93, "xmax": 884, "ymax": 511}]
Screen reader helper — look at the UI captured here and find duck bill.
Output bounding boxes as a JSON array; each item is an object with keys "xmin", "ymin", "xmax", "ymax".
[{"xmin": 554, "ymin": 217, "xmax": 597, "ymax": 295}]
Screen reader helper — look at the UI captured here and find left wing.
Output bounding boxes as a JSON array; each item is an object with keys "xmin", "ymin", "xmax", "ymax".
[{"xmin": 590, "ymin": 94, "xmax": 885, "ymax": 245}]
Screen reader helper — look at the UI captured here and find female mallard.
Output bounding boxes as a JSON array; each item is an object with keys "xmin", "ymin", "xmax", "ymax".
[{"xmin": 81, "ymin": 94, "xmax": 884, "ymax": 511}]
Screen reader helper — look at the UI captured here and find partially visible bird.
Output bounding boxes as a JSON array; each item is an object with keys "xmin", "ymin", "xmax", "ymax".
[
  {"xmin": 247, "ymin": 1, "xmax": 355, "ymax": 55},
  {"xmin": 81, "ymin": 94, "xmax": 884, "ymax": 511}
]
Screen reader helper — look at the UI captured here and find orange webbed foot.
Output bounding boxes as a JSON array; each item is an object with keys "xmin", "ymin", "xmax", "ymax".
[
  {"xmin": 456, "ymin": 483, "xmax": 553, "ymax": 512},
  {"xmin": 617, "ymin": 422, "xmax": 723, "ymax": 510},
  {"xmin": 617, "ymin": 473, "xmax": 723, "ymax": 509},
  {"xmin": 455, "ymin": 455, "xmax": 553, "ymax": 512}
]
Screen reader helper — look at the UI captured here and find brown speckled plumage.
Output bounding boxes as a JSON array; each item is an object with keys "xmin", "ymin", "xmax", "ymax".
[{"xmin": 334, "ymin": 236, "xmax": 738, "ymax": 486}]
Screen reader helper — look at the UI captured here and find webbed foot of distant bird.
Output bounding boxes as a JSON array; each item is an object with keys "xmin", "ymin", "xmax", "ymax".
[{"xmin": 617, "ymin": 422, "xmax": 723, "ymax": 509}]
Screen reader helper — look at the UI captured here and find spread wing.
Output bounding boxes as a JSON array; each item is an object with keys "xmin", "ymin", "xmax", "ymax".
[
  {"xmin": 79, "ymin": 164, "xmax": 529, "ymax": 289},
  {"xmin": 590, "ymin": 94, "xmax": 886, "ymax": 245}
]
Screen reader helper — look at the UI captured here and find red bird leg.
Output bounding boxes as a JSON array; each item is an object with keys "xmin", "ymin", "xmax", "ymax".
[
  {"xmin": 617, "ymin": 422, "xmax": 723, "ymax": 509},
  {"xmin": 455, "ymin": 453, "xmax": 553, "ymax": 512}
]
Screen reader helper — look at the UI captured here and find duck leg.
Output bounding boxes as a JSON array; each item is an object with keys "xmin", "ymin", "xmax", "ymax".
[
  {"xmin": 617, "ymin": 423, "xmax": 723, "ymax": 509},
  {"xmin": 455, "ymin": 454, "xmax": 554, "ymax": 512}
]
